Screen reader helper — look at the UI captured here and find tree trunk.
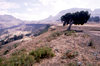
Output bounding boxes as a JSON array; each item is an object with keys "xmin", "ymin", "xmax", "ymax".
[{"xmin": 67, "ymin": 21, "xmax": 73, "ymax": 31}]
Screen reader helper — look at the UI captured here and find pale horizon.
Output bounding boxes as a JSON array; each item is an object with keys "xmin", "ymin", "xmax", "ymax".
[{"xmin": 0, "ymin": 0, "xmax": 100, "ymax": 21}]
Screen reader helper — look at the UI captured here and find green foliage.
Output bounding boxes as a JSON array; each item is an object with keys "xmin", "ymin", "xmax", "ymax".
[
  {"xmin": 2, "ymin": 54, "xmax": 35, "ymax": 66},
  {"xmin": 68, "ymin": 62, "xmax": 77, "ymax": 66},
  {"xmin": 0, "ymin": 57, "xmax": 3, "ymax": 64},
  {"xmin": 13, "ymin": 44, "xmax": 18, "ymax": 48},
  {"xmin": 61, "ymin": 11, "xmax": 90, "ymax": 26},
  {"xmin": 3, "ymin": 50, "xmax": 9, "ymax": 55},
  {"xmin": 12, "ymin": 49, "xmax": 26, "ymax": 56},
  {"xmin": 88, "ymin": 40, "xmax": 93, "ymax": 46},
  {"xmin": 47, "ymin": 30, "xmax": 76, "ymax": 42},
  {"xmin": 50, "ymin": 31, "xmax": 63, "ymax": 37},
  {"xmin": 30, "ymin": 47, "xmax": 55, "ymax": 62},
  {"xmin": 47, "ymin": 31, "xmax": 63, "ymax": 42},
  {"xmin": 86, "ymin": 63, "xmax": 93, "ymax": 66},
  {"xmin": 1, "ymin": 47, "xmax": 54, "ymax": 66},
  {"xmin": 63, "ymin": 30, "xmax": 76, "ymax": 36}
]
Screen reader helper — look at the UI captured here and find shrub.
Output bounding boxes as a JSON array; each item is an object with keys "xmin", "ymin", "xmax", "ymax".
[
  {"xmin": 3, "ymin": 50, "xmax": 9, "ymax": 55},
  {"xmin": 29, "ymin": 47, "xmax": 55, "ymax": 62},
  {"xmin": 51, "ymin": 31, "xmax": 63, "ymax": 37},
  {"xmin": 2, "ymin": 54, "xmax": 35, "ymax": 66},
  {"xmin": 12, "ymin": 49, "xmax": 26, "ymax": 56},
  {"xmin": 86, "ymin": 63, "xmax": 93, "ymax": 66},
  {"xmin": 0, "ymin": 57, "xmax": 3, "ymax": 64},
  {"xmin": 13, "ymin": 44, "xmax": 18, "ymax": 48},
  {"xmin": 47, "ymin": 31, "xmax": 63, "ymax": 42},
  {"xmin": 88, "ymin": 40, "xmax": 93, "ymax": 46},
  {"xmin": 63, "ymin": 30, "xmax": 76, "ymax": 36},
  {"xmin": 46, "ymin": 30, "xmax": 76, "ymax": 42},
  {"xmin": 68, "ymin": 62, "xmax": 77, "ymax": 66}
]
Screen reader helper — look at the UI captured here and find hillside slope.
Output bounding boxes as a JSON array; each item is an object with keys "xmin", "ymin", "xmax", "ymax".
[{"xmin": 0, "ymin": 24, "xmax": 100, "ymax": 66}]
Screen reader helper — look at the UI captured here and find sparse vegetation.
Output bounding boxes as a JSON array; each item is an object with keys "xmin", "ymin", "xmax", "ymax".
[
  {"xmin": 47, "ymin": 31, "xmax": 63, "ymax": 42},
  {"xmin": 12, "ymin": 49, "xmax": 26, "ymax": 56},
  {"xmin": 29, "ymin": 47, "xmax": 55, "ymax": 62},
  {"xmin": 13, "ymin": 44, "xmax": 18, "ymax": 48},
  {"xmin": 47, "ymin": 30, "xmax": 76, "ymax": 42},
  {"xmin": 63, "ymin": 30, "xmax": 76, "ymax": 36},
  {"xmin": 86, "ymin": 63, "xmax": 93, "ymax": 66},
  {"xmin": 1, "ymin": 47, "xmax": 55, "ymax": 66},
  {"xmin": 2, "ymin": 54, "xmax": 35, "ymax": 66},
  {"xmin": 88, "ymin": 40, "xmax": 93, "ymax": 46},
  {"xmin": 62, "ymin": 50, "xmax": 78, "ymax": 59},
  {"xmin": 82, "ymin": 34, "xmax": 90, "ymax": 38},
  {"xmin": 0, "ymin": 57, "xmax": 3, "ymax": 64},
  {"xmin": 68, "ymin": 62, "xmax": 77, "ymax": 66},
  {"xmin": 50, "ymin": 31, "xmax": 63, "ymax": 37},
  {"xmin": 3, "ymin": 50, "xmax": 9, "ymax": 55}
]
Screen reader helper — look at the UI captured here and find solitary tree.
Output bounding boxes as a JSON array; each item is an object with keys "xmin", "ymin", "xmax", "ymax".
[{"xmin": 61, "ymin": 11, "xmax": 90, "ymax": 30}]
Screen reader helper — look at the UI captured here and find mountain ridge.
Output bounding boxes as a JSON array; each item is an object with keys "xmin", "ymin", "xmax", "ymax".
[{"xmin": 40, "ymin": 8, "xmax": 100, "ymax": 23}]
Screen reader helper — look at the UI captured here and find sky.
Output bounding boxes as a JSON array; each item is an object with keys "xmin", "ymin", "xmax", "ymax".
[{"xmin": 0, "ymin": 0, "xmax": 100, "ymax": 21}]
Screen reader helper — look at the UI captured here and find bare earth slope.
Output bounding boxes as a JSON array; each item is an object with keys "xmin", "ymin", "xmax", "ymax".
[{"xmin": 0, "ymin": 23, "xmax": 100, "ymax": 66}]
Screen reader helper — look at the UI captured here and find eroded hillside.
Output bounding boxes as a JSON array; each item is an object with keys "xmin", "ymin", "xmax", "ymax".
[{"xmin": 0, "ymin": 24, "xmax": 100, "ymax": 66}]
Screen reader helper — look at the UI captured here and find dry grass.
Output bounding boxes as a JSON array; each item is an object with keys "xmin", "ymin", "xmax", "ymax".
[{"xmin": 1, "ymin": 23, "xmax": 100, "ymax": 66}]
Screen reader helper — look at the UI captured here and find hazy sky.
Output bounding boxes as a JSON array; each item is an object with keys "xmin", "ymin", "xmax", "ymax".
[{"xmin": 0, "ymin": 0, "xmax": 100, "ymax": 20}]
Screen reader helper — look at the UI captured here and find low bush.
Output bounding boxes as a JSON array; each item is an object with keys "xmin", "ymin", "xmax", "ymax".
[
  {"xmin": 29, "ymin": 47, "xmax": 55, "ymax": 62},
  {"xmin": 88, "ymin": 40, "xmax": 93, "ymax": 46},
  {"xmin": 47, "ymin": 31, "xmax": 63, "ymax": 42},
  {"xmin": 13, "ymin": 44, "xmax": 18, "ymax": 48},
  {"xmin": 50, "ymin": 31, "xmax": 63, "ymax": 37},
  {"xmin": 1, "ymin": 47, "xmax": 54, "ymax": 66},
  {"xmin": 2, "ymin": 54, "xmax": 35, "ymax": 66},
  {"xmin": 46, "ymin": 30, "xmax": 76, "ymax": 42},
  {"xmin": 63, "ymin": 30, "xmax": 76, "ymax": 36},
  {"xmin": 68, "ymin": 62, "xmax": 77, "ymax": 66},
  {"xmin": 0, "ymin": 57, "xmax": 3, "ymax": 64},
  {"xmin": 3, "ymin": 50, "xmax": 9, "ymax": 55},
  {"xmin": 12, "ymin": 49, "xmax": 26, "ymax": 56}
]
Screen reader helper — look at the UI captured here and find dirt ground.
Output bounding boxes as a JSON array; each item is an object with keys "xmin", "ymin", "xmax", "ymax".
[{"xmin": 0, "ymin": 23, "xmax": 100, "ymax": 66}]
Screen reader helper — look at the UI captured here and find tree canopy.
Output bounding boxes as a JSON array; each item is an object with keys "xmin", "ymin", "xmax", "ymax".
[
  {"xmin": 61, "ymin": 11, "xmax": 90, "ymax": 30},
  {"xmin": 61, "ymin": 11, "xmax": 90, "ymax": 26}
]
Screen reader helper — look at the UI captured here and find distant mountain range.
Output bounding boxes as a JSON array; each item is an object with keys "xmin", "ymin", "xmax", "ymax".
[
  {"xmin": 0, "ymin": 15, "xmax": 24, "ymax": 29},
  {"xmin": 0, "ymin": 8, "xmax": 100, "ymax": 25},
  {"xmin": 0, "ymin": 15, "xmax": 50, "ymax": 40},
  {"xmin": 40, "ymin": 8, "xmax": 100, "ymax": 23}
]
